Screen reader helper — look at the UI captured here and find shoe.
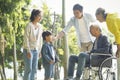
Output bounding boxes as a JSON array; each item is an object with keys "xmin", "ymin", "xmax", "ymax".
[
  {"xmin": 73, "ymin": 77, "xmax": 80, "ymax": 80},
  {"xmin": 65, "ymin": 77, "xmax": 73, "ymax": 80}
]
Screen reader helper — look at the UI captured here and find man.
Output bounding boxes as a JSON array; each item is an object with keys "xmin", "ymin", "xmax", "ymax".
[
  {"xmin": 56, "ymin": 4, "xmax": 95, "ymax": 52},
  {"xmin": 55, "ymin": 4, "xmax": 95, "ymax": 79},
  {"xmin": 95, "ymin": 7, "xmax": 120, "ymax": 80},
  {"xmin": 67, "ymin": 24, "xmax": 110, "ymax": 80}
]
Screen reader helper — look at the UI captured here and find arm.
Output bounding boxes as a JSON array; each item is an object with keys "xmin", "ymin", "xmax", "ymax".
[
  {"xmin": 114, "ymin": 21, "xmax": 120, "ymax": 57},
  {"xmin": 38, "ymin": 26, "xmax": 43, "ymax": 57},
  {"xmin": 112, "ymin": 21, "xmax": 120, "ymax": 45},
  {"xmin": 24, "ymin": 24, "xmax": 31, "ymax": 53},
  {"xmin": 41, "ymin": 45, "xmax": 52, "ymax": 63},
  {"xmin": 38, "ymin": 35, "xmax": 43, "ymax": 58},
  {"xmin": 56, "ymin": 18, "xmax": 74, "ymax": 39}
]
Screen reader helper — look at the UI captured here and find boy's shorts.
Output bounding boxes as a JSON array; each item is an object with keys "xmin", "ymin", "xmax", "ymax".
[{"xmin": 44, "ymin": 64, "xmax": 54, "ymax": 79}]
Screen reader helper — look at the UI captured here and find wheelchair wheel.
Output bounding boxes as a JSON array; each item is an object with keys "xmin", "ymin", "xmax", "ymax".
[{"xmin": 98, "ymin": 57, "xmax": 117, "ymax": 80}]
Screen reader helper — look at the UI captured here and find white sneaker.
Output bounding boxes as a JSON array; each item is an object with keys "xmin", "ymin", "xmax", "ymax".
[
  {"xmin": 73, "ymin": 77, "xmax": 80, "ymax": 80},
  {"xmin": 65, "ymin": 77, "xmax": 73, "ymax": 80}
]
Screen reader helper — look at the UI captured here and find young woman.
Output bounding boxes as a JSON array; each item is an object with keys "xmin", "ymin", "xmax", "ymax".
[{"xmin": 23, "ymin": 9, "xmax": 43, "ymax": 80}]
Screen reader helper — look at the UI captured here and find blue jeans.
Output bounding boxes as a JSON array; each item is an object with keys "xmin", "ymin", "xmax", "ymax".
[
  {"xmin": 68, "ymin": 53, "xmax": 89, "ymax": 78},
  {"xmin": 23, "ymin": 49, "xmax": 39, "ymax": 80}
]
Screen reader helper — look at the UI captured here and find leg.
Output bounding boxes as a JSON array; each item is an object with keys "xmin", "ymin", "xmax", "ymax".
[
  {"xmin": 117, "ymin": 58, "xmax": 120, "ymax": 80},
  {"xmin": 30, "ymin": 50, "xmax": 38, "ymax": 80},
  {"xmin": 23, "ymin": 49, "xmax": 33, "ymax": 80},
  {"xmin": 44, "ymin": 64, "xmax": 53, "ymax": 80},
  {"xmin": 83, "ymin": 42, "xmax": 93, "ymax": 79},
  {"xmin": 80, "ymin": 43, "xmax": 88, "ymax": 52},
  {"xmin": 51, "ymin": 64, "xmax": 55, "ymax": 78},
  {"xmin": 44, "ymin": 78, "xmax": 51, "ymax": 80},
  {"xmin": 67, "ymin": 55, "xmax": 78, "ymax": 78},
  {"xmin": 76, "ymin": 53, "xmax": 89, "ymax": 79}
]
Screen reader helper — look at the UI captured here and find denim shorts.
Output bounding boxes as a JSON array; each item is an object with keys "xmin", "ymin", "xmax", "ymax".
[{"xmin": 44, "ymin": 64, "xmax": 54, "ymax": 79}]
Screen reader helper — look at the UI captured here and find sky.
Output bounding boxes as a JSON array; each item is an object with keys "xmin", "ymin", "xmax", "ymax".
[{"xmin": 31, "ymin": 0, "xmax": 120, "ymax": 22}]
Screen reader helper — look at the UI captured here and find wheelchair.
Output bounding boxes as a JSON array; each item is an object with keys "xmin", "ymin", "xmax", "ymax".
[{"xmin": 82, "ymin": 45, "xmax": 117, "ymax": 80}]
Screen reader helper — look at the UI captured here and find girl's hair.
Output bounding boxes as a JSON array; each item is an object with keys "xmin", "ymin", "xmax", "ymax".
[
  {"xmin": 30, "ymin": 9, "xmax": 41, "ymax": 21},
  {"xmin": 73, "ymin": 4, "xmax": 83, "ymax": 12},
  {"xmin": 95, "ymin": 8, "xmax": 107, "ymax": 19}
]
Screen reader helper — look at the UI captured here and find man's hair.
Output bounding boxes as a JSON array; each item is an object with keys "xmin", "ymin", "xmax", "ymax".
[
  {"xmin": 42, "ymin": 31, "xmax": 52, "ymax": 40},
  {"xmin": 90, "ymin": 23, "xmax": 102, "ymax": 32},
  {"xmin": 73, "ymin": 4, "xmax": 83, "ymax": 12}
]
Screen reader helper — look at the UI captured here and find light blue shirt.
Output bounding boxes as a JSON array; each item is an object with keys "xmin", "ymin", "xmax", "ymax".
[{"xmin": 63, "ymin": 13, "xmax": 96, "ymax": 48}]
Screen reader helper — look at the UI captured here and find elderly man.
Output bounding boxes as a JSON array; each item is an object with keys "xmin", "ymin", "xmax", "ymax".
[{"xmin": 67, "ymin": 24, "xmax": 111, "ymax": 80}]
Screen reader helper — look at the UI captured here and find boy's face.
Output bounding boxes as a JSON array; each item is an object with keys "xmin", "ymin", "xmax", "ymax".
[{"xmin": 46, "ymin": 35, "xmax": 52, "ymax": 42}]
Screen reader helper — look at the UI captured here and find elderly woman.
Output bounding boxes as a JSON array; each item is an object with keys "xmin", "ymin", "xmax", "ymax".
[
  {"xmin": 95, "ymin": 7, "xmax": 120, "ymax": 80},
  {"xmin": 95, "ymin": 8, "xmax": 120, "ymax": 57}
]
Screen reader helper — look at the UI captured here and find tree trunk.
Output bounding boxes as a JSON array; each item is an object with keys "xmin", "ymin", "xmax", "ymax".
[
  {"xmin": 1, "ymin": 56, "xmax": 6, "ymax": 80},
  {"xmin": 54, "ymin": 63, "xmax": 60, "ymax": 79},
  {"xmin": 62, "ymin": 0, "xmax": 69, "ymax": 79},
  {"xmin": 0, "ymin": 33, "xmax": 6, "ymax": 80},
  {"xmin": 0, "ymin": 65, "xmax": 5, "ymax": 80},
  {"xmin": 13, "ymin": 33, "xmax": 17, "ymax": 80},
  {"xmin": 51, "ymin": 12, "xmax": 61, "ymax": 79},
  {"xmin": 63, "ymin": 36, "xmax": 69, "ymax": 78}
]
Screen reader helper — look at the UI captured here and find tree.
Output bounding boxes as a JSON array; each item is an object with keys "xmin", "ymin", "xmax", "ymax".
[
  {"xmin": 0, "ymin": 29, "xmax": 6, "ymax": 80},
  {"xmin": 0, "ymin": 0, "xmax": 31, "ymax": 79}
]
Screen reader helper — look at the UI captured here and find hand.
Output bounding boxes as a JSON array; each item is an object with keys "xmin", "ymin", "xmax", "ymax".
[
  {"xmin": 50, "ymin": 60, "xmax": 54, "ymax": 64},
  {"xmin": 39, "ymin": 53, "xmax": 42, "ymax": 58},
  {"xmin": 58, "ymin": 59, "xmax": 61, "ymax": 62},
  {"xmin": 52, "ymin": 36, "xmax": 57, "ymax": 42},
  {"xmin": 27, "ymin": 52, "xmax": 31, "ymax": 59},
  {"xmin": 116, "ymin": 50, "xmax": 120, "ymax": 58},
  {"xmin": 116, "ymin": 44, "xmax": 120, "ymax": 58}
]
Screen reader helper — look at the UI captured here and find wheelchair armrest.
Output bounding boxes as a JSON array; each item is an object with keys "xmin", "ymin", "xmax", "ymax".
[{"xmin": 90, "ymin": 53, "xmax": 113, "ymax": 57}]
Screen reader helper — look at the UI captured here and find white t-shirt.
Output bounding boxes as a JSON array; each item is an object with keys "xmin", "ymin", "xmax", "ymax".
[
  {"xmin": 78, "ymin": 17, "xmax": 91, "ymax": 43},
  {"xmin": 51, "ymin": 46, "xmax": 55, "ymax": 61}
]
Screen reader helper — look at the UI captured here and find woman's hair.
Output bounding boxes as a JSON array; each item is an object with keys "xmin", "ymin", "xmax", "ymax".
[
  {"xmin": 73, "ymin": 4, "xmax": 83, "ymax": 12},
  {"xmin": 42, "ymin": 31, "xmax": 52, "ymax": 40},
  {"xmin": 30, "ymin": 9, "xmax": 41, "ymax": 21},
  {"xmin": 95, "ymin": 8, "xmax": 107, "ymax": 19},
  {"xmin": 95, "ymin": 8, "xmax": 105, "ymax": 15}
]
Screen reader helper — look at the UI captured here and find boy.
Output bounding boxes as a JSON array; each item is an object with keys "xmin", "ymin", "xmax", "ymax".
[{"xmin": 41, "ymin": 31, "xmax": 59, "ymax": 80}]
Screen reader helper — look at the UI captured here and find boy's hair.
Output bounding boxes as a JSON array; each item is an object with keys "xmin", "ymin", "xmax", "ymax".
[{"xmin": 42, "ymin": 31, "xmax": 52, "ymax": 40}]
